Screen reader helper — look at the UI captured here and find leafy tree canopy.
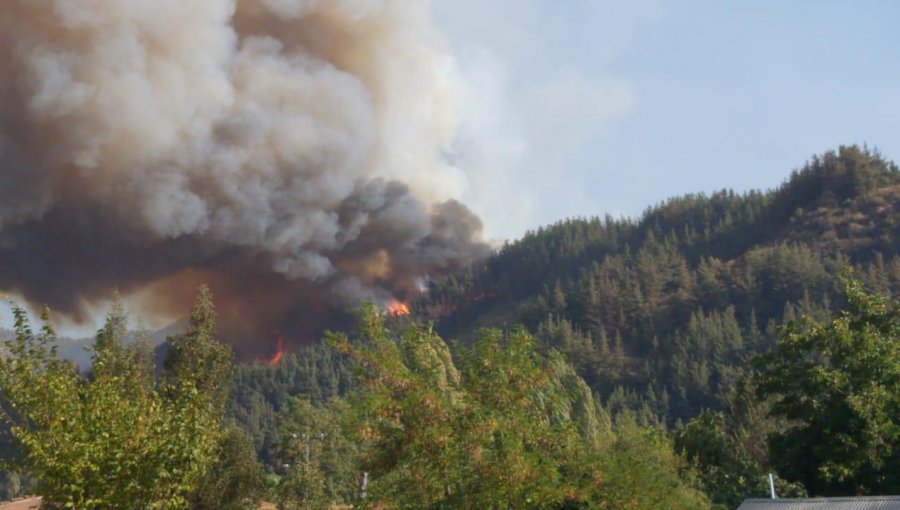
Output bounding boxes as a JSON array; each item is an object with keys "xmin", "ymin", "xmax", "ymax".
[
  {"xmin": 754, "ymin": 277, "xmax": 900, "ymax": 496},
  {"xmin": 0, "ymin": 289, "xmax": 235, "ymax": 509},
  {"xmin": 329, "ymin": 305, "xmax": 708, "ymax": 509}
]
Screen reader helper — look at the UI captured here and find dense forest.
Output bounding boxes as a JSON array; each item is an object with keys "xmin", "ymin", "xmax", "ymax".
[
  {"xmin": 217, "ymin": 145, "xmax": 900, "ymax": 508},
  {"xmin": 1, "ymin": 146, "xmax": 899, "ymax": 508},
  {"xmin": 423, "ymin": 145, "xmax": 900, "ymax": 422}
]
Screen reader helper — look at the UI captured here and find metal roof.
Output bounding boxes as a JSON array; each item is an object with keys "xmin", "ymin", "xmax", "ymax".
[{"xmin": 738, "ymin": 497, "xmax": 900, "ymax": 510}]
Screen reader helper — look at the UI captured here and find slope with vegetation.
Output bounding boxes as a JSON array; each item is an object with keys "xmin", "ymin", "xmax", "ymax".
[
  {"xmin": 1, "ymin": 145, "xmax": 898, "ymax": 509},
  {"xmin": 219, "ymin": 145, "xmax": 900, "ymax": 508},
  {"xmin": 421, "ymin": 145, "xmax": 900, "ymax": 422}
]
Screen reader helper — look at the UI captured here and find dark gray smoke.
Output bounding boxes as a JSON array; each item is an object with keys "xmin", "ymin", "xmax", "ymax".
[{"xmin": 0, "ymin": 0, "xmax": 488, "ymax": 356}]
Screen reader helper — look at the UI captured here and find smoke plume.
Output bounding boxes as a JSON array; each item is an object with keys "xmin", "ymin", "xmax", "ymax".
[{"xmin": 0, "ymin": 0, "xmax": 488, "ymax": 356}]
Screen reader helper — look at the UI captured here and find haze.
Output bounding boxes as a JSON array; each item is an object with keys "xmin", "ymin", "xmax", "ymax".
[{"xmin": 434, "ymin": 0, "xmax": 900, "ymax": 239}]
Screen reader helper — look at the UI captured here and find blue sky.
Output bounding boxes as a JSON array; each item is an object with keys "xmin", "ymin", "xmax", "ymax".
[{"xmin": 433, "ymin": 0, "xmax": 900, "ymax": 239}]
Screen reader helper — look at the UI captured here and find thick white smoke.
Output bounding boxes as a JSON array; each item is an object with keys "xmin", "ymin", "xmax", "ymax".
[{"xmin": 0, "ymin": 0, "xmax": 487, "ymax": 354}]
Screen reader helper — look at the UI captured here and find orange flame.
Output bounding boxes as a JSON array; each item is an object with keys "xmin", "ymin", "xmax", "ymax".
[
  {"xmin": 387, "ymin": 299, "xmax": 411, "ymax": 317},
  {"xmin": 269, "ymin": 334, "xmax": 285, "ymax": 366}
]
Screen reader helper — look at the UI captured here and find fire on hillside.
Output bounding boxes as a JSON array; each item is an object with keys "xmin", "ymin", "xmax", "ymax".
[{"xmin": 387, "ymin": 300, "xmax": 412, "ymax": 318}]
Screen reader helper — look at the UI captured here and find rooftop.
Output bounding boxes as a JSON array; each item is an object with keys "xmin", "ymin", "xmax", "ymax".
[
  {"xmin": 0, "ymin": 497, "xmax": 41, "ymax": 510},
  {"xmin": 738, "ymin": 497, "xmax": 900, "ymax": 510}
]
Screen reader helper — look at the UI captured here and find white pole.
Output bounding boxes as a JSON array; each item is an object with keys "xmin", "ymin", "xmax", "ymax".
[{"xmin": 769, "ymin": 473, "xmax": 777, "ymax": 499}]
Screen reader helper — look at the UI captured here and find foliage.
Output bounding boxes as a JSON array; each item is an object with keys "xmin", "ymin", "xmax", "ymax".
[
  {"xmin": 192, "ymin": 426, "xmax": 268, "ymax": 510},
  {"xmin": 1, "ymin": 146, "xmax": 895, "ymax": 506},
  {"xmin": 675, "ymin": 407, "xmax": 805, "ymax": 509},
  {"xmin": 424, "ymin": 146, "xmax": 900, "ymax": 430},
  {"xmin": 277, "ymin": 456, "xmax": 330, "ymax": 510},
  {"xmin": 0, "ymin": 289, "xmax": 231, "ymax": 509},
  {"xmin": 329, "ymin": 305, "xmax": 708, "ymax": 509},
  {"xmin": 754, "ymin": 277, "xmax": 900, "ymax": 495},
  {"xmin": 218, "ymin": 146, "xmax": 900, "ymax": 504},
  {"xmin": 227, "ymin": 344, "xmax": 354, "ymax": 466},
  {"xmin": 277, "ymin": 398, "xmax": 361, "ymax": 505},
  {"xmin": 598, "ymin": 414, "xmax": 709, "ymax": 510},
  {"xmin": 164, "ymin": 285, "xmax": 234, "ymax": 408}
]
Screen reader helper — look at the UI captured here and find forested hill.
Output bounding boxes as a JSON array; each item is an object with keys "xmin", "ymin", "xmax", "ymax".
[
  {"xmin": 419, "ymin": 145, "xmax": 900, "ymax": 423},
  {"xmin": 5, "ymin": 146, "xmax": 898, "ymax": 508},
  {"xmin": 224, "ymin": 144, "xmax": 900, "ymax": 480}
]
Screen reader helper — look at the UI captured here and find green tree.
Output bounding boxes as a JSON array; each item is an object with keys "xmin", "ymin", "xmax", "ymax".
[
  {"xmin": 278, "ymin": 460, "xmax": 331, "ymax": 510},
  {"xmin": 192, "ymin": 426, "xmax": 267, "ymax": 510},
  {"xmin": 329, "ymin": 305, "xmax": 708, "ymax": 509},
  {"xmin": 675, "ymin": 409, "xmax": 804, "ymax": 509},
  {"xmin": 226, "ymin": 343, "xmax": 353, "ymax": 466},
  {"xmin": 277, "ymin": 458, "xmax": 330, "ymax": 510},
  {"xmin": 277, "ymin": 398, "xmax": 360, "ymax": 505},
  {"xmin": 0, "ymin": 289, "xmax": 230, "ymax": 509},
  {"xmin": 754, "ymin": 277, "xmax": 900, "ymax": 495},
  {"xmin": 599, "ymin": 414, "xmax": 709, "ymax": 510},
  {"xmin": 164, "ymin": 285, "xmax": 234, "ymax": 407}
]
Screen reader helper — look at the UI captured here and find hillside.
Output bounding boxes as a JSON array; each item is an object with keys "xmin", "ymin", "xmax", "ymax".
[
  {"xmin": 225, "ymin": 145, "xmax": 900, "ymax": 462},
  {"xmin": 418, "ymin": 145, "xmax": 900, "ymax": 423},
  {"xmin": 4, "ymin": 145, "xmax": 899, "ymax": 506}
]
